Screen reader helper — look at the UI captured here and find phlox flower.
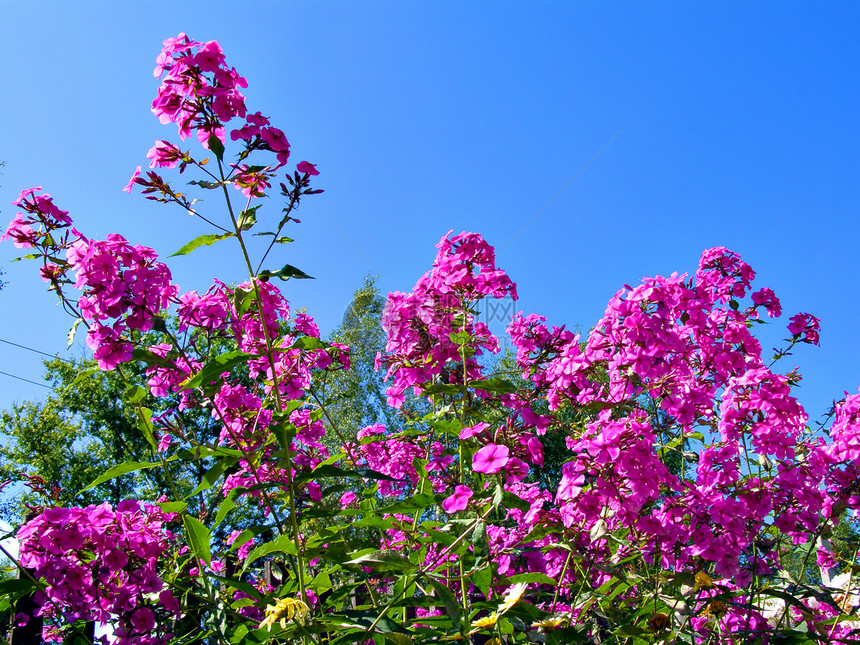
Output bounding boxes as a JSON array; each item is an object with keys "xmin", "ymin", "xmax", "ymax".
[
  {"xmin": 473, "ymin": 443, "xmax": 510, "ymax": 474},
  {"xmin": 788, "ymin": 312, "xmax": 821, "ymax": 345},
  {"xmin": 296, "ymin": 160, "xmax": 320, "ymax": 176},
  {"xmin": 441, "ymin": 485, "xmax": 473, "ymax": 513},
  {"xmin": 122, "ymin": 166, "xmax": 142, "ymax": 193}
]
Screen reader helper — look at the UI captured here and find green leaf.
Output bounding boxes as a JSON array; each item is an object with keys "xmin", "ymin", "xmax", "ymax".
[
  {"xmin": 184, "ymin": 515, "xmax": 212, "ymax": 566},
  {"xmin": 384, "ymin": 635, "xmax": 413, "ymax": 645},
  {"xmin": 470, "ymin": 378, "xmax": 519, "ymax": 394},
  {"xmin": 420, "ymin": 383, "xmax": 467, "ymax": 396},
  {"xmin": 67, "ymin": 317, "xmax": 83, "ymax": 348},
  {"xmin": 213, "ymin": 488, "xmax": 239, "ymax": 528},
  {"xmin": 125, "ymin": 384, "xmax": 147, "ymax": 404},
  {"xmin": 243, "ymin": 533, "xmax": 299, "ymax": 567},
  {"xmin": 131, "ymin": 348, "xmax": 176, "ymax": 370},
  {"xmin": 228, "ymin": 529, "xmax": 257, "ymax": 555},
  {"xmin": 230, "ymin": 625, "xmax": 250, "ymax": 644},
  {"xmin": 345, "ymin": 549, "xmax": 413, "ymax": 572},
  {"xmin": 290, "ymin": 336, "xmax": 329, "ymax": 350},
  {"xmin": 82, "ymin": 460, "xmax": 163, "ymax": 492},
  {"xmin": 157, "ymin": 501, "xmax": 187, "ymax": 514},
  {"xmin": 379, "ymin": 493, "xmax": 443, "ymax": 514},
  {"xmin": 189, "ymin": 180, "xmax": 224, "ymax": 189},
  {"xmin": 208, "ymin": 134, "xmax": 225, "ymax": 161},
  {"xmin": 294, "ymin": 464, "xmax": 400, "ymax": 484},
  {"xmin": 238, "ymin": 206, "xmax": 261, "ymax": 231},
  {"xmin": 170, "ymin": 232, "xmax": 235, "ymax": 257},
  {"xmin": 0, "ymin": 578, "xmax": 35, "ymax": 595},
  {"xmin": 334, "ymin": 611, "xmax": 410, "ymax": 635},
  {"xmin": 426, "ymin": 578, "xmax": 462, "ymax": 630},
  {"xmin": 232, "ymin": 285, "xmax": 256, "ymax": 318},
  {"xmin": 211, "ymin": 575, "xmax": 265, "ymax": 601},
  {"xmin": 258, "ymin": 264, "xmax": 315, "ymax": 281},
  {"xmin": 135, "ymin": 407, "xmax": 157, "ymax": 450},
  {"xmin": 186, "ymin": 456, "xmax": 239, "ymax": 499},
  {"xmin": 473, "ymin": 566, "xmax": 492, "ymax": 599},
  {"xmin": 181, "ymin": 351, "xmax": 255, "ymax": 390}
]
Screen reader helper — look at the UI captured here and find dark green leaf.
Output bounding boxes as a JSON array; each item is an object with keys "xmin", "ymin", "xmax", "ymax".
[
  {"xmin": 505, "ymin": 572, "xmax": 557, "ymax": 585},
  {"xmin": 470, "ymin": 378, "xmax": 519, "ymax": 394},
  {"xmin": 238, "ymin": 206, "xmax": 260, "ymax": 231},
  {"xmin": 258, "ymin": 264, "xmax": 315, "ymax": 281},
  {"xmin": 187, "ymin": 456, "xmax": 238, "ymax": 499},
  {"xmin": 132, "ymin": 348, "xmax": 176, "ymax": 370},
  {"xmin": 208, "ymin": 134, "xmax": 225, "ymax": 161},
  {"xmin": 189, "ymin": 179, "xmax": 223, "ymax": 189},
  {"xmin": 0, "ymin": 578, "xmax": 35, "ymax": 595},
  {"xmin": 380, "ymin": 493, "xmax": 443, "ymax": 514},
  {"xmin": 426, "ymin": 578, "xmax": 462, "ymax": 630}
]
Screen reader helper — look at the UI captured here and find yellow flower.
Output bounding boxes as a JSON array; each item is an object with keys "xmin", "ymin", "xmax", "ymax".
[
  {"xmin": 532, "ymin": 616, "xmax": 569, "ymax": 632},
  {"xmin": 694, "ymin": 571, "xmax": 714, "ymax": 591},
  {"xmin": 470, "ymin": 612, "xmax": 499, "ymax": 631},
  {"xmin": 259, "ymin": 596, "xmax": 310, "ymax": 630},
  {"xmin": 497, "ymin": 582, "xmax": 528, "ymax": 615}
]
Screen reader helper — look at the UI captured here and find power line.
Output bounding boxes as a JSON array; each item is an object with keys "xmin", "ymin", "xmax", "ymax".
[
  {"xmin": 0, "ymin": 370, "xmax": 53, "ymax": 389},
  {"xmin": 0, "ymin": 337, "xmax": 74, "ymax": 363}
]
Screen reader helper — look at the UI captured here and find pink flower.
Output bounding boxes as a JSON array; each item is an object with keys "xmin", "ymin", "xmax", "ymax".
[
  {"xmin": 122, "ymin": 166, "xmax": 142, "ymax": 193},
  {"xmin": 340, "ymin": 491, "xmax": 357, "ymax": 508},
  {"xmin": 130, "ymin": 607, "xmax": 155, "ymax": 633},
  {"xmin": 472, "ymin": 443, "xmax": 510, "ymax": 474},
  {"xmin": 504, "ymin": 457, "xmax": 530, "ymax": 484},
  {"xmin": 260, "ymin": 126, "xmax": 291, "ymax": 165},
  {"xmin": 104, "ymin": 549, "xmax": 129, "ymax": 572},
  {"xmin": 460, "ymin": 422, "xmax": 489, "ymax": 440},
  {"xmin": 146, "ymin": 140, "xmax": 182, "ymax": 169},
  {"xmin": 441, "ymin": 485, "xmax": 473, "ymax": 513},
  {"xmin": 751, "ymin": 287, "xmax": 782, "ymax": 318},
  {"xmin": 788, "ymin": 312, "xmax": 821, "ymax": 345},
  {"xmin": 296, "ymin": 161, "xmax": 319, "ymax": 176}
]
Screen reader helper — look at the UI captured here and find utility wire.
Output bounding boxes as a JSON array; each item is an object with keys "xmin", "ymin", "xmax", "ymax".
[
  {"xmin": 0, "ymin": 337, "xmax": 74, "ymax": 363},
  {"xmin": 0, "ymin": 370, "xmax": 53, "ymax": 389}
]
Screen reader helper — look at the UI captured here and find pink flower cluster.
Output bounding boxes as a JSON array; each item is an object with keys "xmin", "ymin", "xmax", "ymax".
[
  {"xmin": 1, "ymin": 187, "xmax": 72, "ymax": 249},
  {"xmin": 148, "ymin": 33, "xmax": 297, "ymax": 175},
  {"xmin": 152, "ymin": 34, "xmax": 247, "ymax": 146},
  {"xmin": 377, "ymin": 230, "xmax": 517, "ymax": 408},
  {"xmin": 17, "ymin": 501, "xmax": 178, "ymax": 645},
  {"xmin": 367, "ymin": 239, "xmax": 860, "ymax": 641},
  {"xmin": 67, "ymin": 235, "xmax": 178, "ymax": 370}
]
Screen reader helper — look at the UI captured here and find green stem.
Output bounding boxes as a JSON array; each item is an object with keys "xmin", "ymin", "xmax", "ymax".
[{"xmin": 216, "ymin": 158, "xmax": 309, "ymax": 611}]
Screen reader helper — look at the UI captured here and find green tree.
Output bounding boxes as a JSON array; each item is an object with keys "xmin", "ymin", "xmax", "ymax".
[
  {"xmin": 315, "ymin": 276, "xmax": 401, "ymax": 444},
  {"xmin": 0, "ymin": 356, "xmax": 196, "ymax": 523}
]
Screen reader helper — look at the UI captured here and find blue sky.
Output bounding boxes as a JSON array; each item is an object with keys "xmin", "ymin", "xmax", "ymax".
[{"xmin": 0, "ymin": 2, "xmax": 857, "ymax": 421}]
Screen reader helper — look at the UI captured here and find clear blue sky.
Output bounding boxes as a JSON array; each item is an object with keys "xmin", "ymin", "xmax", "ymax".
[{"xmin": 0, "ymin": 2, "xmax": 857, "ymax": 422}]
